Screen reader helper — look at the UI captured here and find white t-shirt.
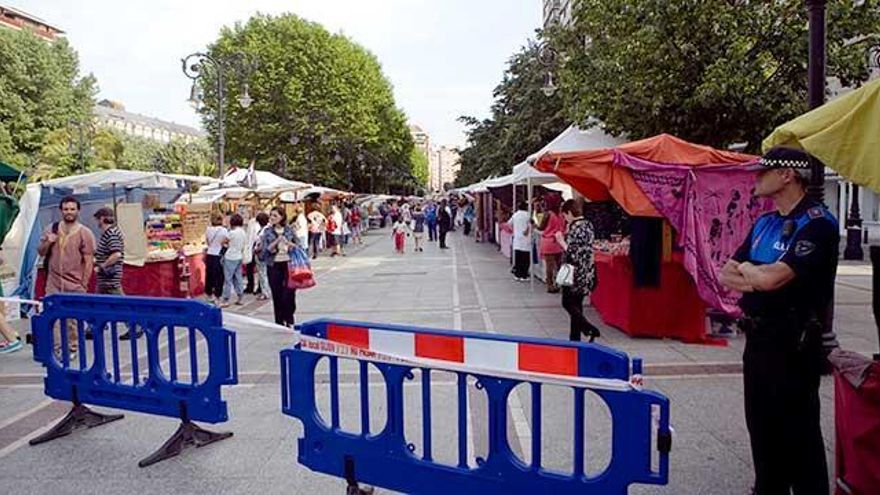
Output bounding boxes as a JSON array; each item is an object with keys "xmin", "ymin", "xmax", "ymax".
[
  {"xmin": 206, "ymin": 226, "xmax": 228, "ymax": 256},
  {"xmin": 224, "ymin": 227, "xmax": 247, "ymax": 261},
  {"xmin": 509, "ymin": 210, "xmax": 530, "ymax": 252},
  {"xmin": 331, "ymin": 211, "xmax": 344, "ymax": 235},
  {"xmin": 294, "ymin": 213, "xmax": 308, "ymax": 237}
]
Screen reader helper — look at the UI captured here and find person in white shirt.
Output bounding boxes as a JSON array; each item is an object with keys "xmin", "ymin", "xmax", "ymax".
[
  {"xmin": 293, "ymin": 203, "xmax": 309, "ymax": 249},
  {"xmin": 220, "ymin": 213, "xmax": 247, "ymax": 306},
  {"xmin": 204, "ymin": 213, "xmax": 229, "ymax": 304},
  {"xmin": 243, "ymin": 212, "xmax": 261, "ymax": 294},
  {"xmin": 508, "ymin": 201, "xmax": 531, "ymax": 281},
  {"xmin": 330, "ymin": 204, "xmax": 345, "ymax": 257}
]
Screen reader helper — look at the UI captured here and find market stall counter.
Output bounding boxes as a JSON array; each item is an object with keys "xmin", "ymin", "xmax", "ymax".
[
  {"xmin": 590, "ymin": 250, "xmax": 716, "ymax": 345},
  {"xmin": 35, "ymin": 249, "xmax": 206, "ymax": 299}
]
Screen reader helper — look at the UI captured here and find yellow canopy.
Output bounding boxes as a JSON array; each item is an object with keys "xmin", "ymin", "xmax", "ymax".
[{"xmin": 763, "ymin": 78, "xmax": 880, "ymax": 193}]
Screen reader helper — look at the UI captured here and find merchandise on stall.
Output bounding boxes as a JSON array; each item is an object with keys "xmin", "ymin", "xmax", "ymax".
[{"xmin": 535, "ymin": 134, "xmax": 771, "ymax": 343}]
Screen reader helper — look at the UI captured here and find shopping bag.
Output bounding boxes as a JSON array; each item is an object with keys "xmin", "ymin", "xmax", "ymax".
[
  {"xmin": 288, "ymin": 274, "xmax": 316, "ymax": 290},
  {"xmin": 289, "ymin": 246, "xmax": 311, "ymax": 269},
  {"xmin": 555, "ymin": 263, "xmax": 574, "ymax": 287}
]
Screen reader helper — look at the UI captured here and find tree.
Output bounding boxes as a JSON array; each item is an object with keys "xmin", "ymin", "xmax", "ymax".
[
  {"xmin": 198, "ymin": 13, "xmax": 419, "ymax": 192},
  {"xmin": 33, "ymin": 127, "xmax": 124, "ymax": 181},
  {"xmin": 0, "ymin": 29, "xmax": 96, "ymax": 169},
  {"xmin": 410, "ymin": 148, "xmax": 429, "ymax": 187},
  {"xmin": 554, "ymin": 0, "xmax": 880, "ymax": 151},
  {"xmin": 456, "ymin": 41, "xmax": 568, "ymax": 186}
]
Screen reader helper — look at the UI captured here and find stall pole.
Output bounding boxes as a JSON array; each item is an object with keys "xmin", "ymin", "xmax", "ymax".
[
  {"xmin": 111, "ymin": 183, "xmax": 118, "ymax": 219},
  {"xmin": 527, "ymin": 177, "xmax": 534, "ymax": 292},
  {"xmin": 511, "ymin": 185, "xmax": 517, "ymax": 266}
]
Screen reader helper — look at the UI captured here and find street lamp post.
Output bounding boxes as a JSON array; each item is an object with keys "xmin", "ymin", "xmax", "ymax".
[
  {"xmin": 181, "ymin": 52, "xmax": 255, "ymax": 177},
  {"xmin": 68, "ymin": 119, "xmax": 94, "ymax": 174},
  {"xmin": 806, "ymin": 0, "xmax": 827, "ymax": 205}
]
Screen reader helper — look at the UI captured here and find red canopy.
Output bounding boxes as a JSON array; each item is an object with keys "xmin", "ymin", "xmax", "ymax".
[{"xmin": 534, "ymin": 134, "xmax": 758, "ymax": 216}]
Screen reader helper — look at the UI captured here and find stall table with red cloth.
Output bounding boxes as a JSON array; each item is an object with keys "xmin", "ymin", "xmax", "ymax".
[
  {"xmin": 590, "ymin": 251, "xmax": 719, "ymax": 344},
  {"xmin": 35, "ymin": 253, "xmax": 206, "ymax": 299}
]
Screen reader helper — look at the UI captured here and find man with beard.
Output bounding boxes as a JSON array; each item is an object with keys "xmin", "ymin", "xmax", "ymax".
[{"xmin": 38, "ymin": 196, "xmax": 96, "ymax": 357}]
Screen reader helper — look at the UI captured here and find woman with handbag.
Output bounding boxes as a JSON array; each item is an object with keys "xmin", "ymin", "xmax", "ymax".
[
  {"xmin": 260, "ymin": 207, "xmax": 299, "ymax": 327},
  {"xmin": 204, "ymin": 212, "xmax": 228, "ymax": 305},
  {"xmin": 554, "ymin": 199, "xmax": 600, "ymax": 342}
]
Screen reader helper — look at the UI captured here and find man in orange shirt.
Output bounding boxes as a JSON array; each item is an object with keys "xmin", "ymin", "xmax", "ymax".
[{"xmin": 37, "ymin": 196, "xmax": 96, "ymax": 357}]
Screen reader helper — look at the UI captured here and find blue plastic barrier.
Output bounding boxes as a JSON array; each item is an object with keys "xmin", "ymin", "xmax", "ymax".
[
  {"xmin": 30, "ymin": 294, "xmax": 238, "ymax": 467},
  {"xmin": 281, "ymin": 318, "xmax": 672, "ymax": 495}
]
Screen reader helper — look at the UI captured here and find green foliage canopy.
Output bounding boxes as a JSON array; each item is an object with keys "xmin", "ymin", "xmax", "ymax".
[
  {"xmin": 199, "ymin": 13, "xmax": 418, "ymax": 193},
  {"xmin": 554, "ymin": 0, "xmax": 880, "ymax": 151},
  {"xmin": 456, "ymin": 41, "xmax": 568, "ymax": 187}
]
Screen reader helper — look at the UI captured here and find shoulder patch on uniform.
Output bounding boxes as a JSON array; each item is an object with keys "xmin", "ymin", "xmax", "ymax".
[
  {"xmin": 794, "ymin": 239, "xmax": 816, "ymax": 257},
  {"xmin": 807, "ymin": 207, "xmax": 824, "ymax": 219}
]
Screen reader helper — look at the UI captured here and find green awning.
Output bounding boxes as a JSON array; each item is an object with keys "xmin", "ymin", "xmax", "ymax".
[{"xmin": 0, "ymin": 160, "xmax": 25, "ymax": 182}]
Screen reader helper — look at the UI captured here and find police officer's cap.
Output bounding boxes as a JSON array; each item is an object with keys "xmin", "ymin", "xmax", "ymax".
[{"xmin": 759, "ymin": 147, "xmax": 812, "ymax": 170}]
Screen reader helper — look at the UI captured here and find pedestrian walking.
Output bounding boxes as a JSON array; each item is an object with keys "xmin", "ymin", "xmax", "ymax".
[
  {"xmin": 720, "ymin": 147, "xmax": 838, "ymax": 495},
  {"xmin": 554, "ymin": 199, "xmax": 600, "ymax": 342},
  {"xmin": 438, "ymin": 199, "xmax": 452, "ymax": 249},
  {"xmin": 260, "ymin": 207, "xmax": 298, "ymax": 327},
  {"xmin": 307, "ymin": 205, "xmax": 326, "ymax": 259},
  {"xmin": 392, "ymin": 217, "xmax": 410, "ymax": 253},
  {"xmin": 37, "ymin": 196, "xmax": 96, "ymax": 357},
  {"xmin": 293, "ymin": 203, "xmax": 309, "ymax": 250},
  {"xmin": 537, "ymin": 195, "xmax": 565, "ymax": 293},
  {"xmin": 425, "ymin": 202, "xmax": 438, "ymax": 242},
  {"xmin": 411, "ymin": 205, "xmax": 426, "ymax": 252},
  {"xmin": 349, "ymin": 204, "xmax": 363, "ymax": 245},
  {"xmin": 243, "ymin": 211, "xmax": 261, "ymax": 295},
  {"xmin": 220, "ymin": 213, "xmax": 246, "ymax": 307},
  {"xmin": 330, "ymin": 204, "xmax": 345, "ymax": 257},
  {"xmin": 462, "ymin": 201, "xmax": 475, "ymax": 236},
  {"xmin": 204, "ymin": 212, "xmax": 228, "ymax": 304},
  {"xmin": 253, "ymin": 212, "xmax": 271, "ymax": 301},
  {"xmin": 509, "ymin": 201, "xmax": 531, "ymax": 281}
]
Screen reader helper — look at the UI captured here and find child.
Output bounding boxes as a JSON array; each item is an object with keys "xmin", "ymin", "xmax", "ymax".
[
  {"xmin": 411, "ymin": 206, "xmax": 426, "ymax": 252},
  {"xmin": 392, "ymin": 218, "xmax": 410, "ymax": 254}
]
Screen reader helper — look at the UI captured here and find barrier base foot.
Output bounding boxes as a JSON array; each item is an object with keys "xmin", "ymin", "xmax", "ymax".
[
  {"xmin": 346, "ymin": 485, "xmax": 374, "ymax": 495},
  {"xmin": 138, "ymin": 420, "xmax": 232, "ymax": 468},
  {"xmin": 29, "ymin": 403, "xmax": 124, "ymax": 446}
]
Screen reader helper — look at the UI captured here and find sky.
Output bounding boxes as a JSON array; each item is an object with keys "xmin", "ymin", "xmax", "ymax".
[{"xmin": 18, "ymin": 0, "xmax": 543, "ymax": 148}]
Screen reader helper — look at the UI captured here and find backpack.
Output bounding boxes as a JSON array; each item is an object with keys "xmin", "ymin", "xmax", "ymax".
[{"xmin": 42, "ymin": 221, "xmax": 60, "ymax": 270}]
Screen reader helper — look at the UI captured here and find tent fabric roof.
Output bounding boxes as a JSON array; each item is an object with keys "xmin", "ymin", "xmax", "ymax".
[
  {"xmin": 39, "ymin": 170, "xmax": 217, "ymax": 190},
  {"xmin": 763, "ymin": 78, "xmax": 880, "ymax": 193},
  {"xmin": 535, "ymin": 134, "xmax": 757, "ymax": 217},
  {"xmin": 0, "ymin": 160, "xmax": 25, "ymax": 182},
  {"xmin": 199, "ymin": 169, "xmax": 311, "ymax": 195},
  {"xmin": 527, "ymin": 124, "xmax": 629, "ymax": 164}
]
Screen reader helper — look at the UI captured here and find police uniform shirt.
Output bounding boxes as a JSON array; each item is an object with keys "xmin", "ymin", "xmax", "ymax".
[{"xmin": 732, "ymin": 197, "xmax": 839, "ymax": 317}]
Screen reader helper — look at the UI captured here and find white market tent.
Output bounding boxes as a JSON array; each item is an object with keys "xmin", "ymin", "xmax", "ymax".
[
  {"xmin": 197, "ymin": 169, "xmax": 312, "ymax": 197},
  {"xmin": 3, "ymin": 170, "xmax": 217, "ymax": 302}
]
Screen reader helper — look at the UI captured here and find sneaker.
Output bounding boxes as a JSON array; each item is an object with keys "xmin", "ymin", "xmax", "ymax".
[
  {"xmin": 0, "ymin": 340, "xmax": 22, "ymax": 354},
  {"xmin": 219, "ymin": 300, "xmax": 231, "ymax": 308},
  {"xmin": 119, "ymin": 329, "xmax": 144, "ymax": 341},
  {"xmin": 235, "ymin": 298, "xmax": 244, "ymax": 306}
]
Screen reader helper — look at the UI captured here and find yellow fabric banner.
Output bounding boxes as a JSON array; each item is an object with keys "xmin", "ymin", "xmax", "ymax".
[{"xmin": 763, "ymin": 78, "xmax": 880, "ymax": 193}]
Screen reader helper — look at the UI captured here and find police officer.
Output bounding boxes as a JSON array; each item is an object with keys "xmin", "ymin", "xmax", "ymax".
[{"xmin": 721, "ymin": 147, "xmax": 838, "ymax": 495}]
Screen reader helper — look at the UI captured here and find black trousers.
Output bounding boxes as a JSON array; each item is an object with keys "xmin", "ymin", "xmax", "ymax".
[
  {"xmin": 205, "ymin": 254, "xmax": 224, "ymax": 298},
  {"xmin": 513, "ymin": 249, "xmax": 530, "ymax": 279},
  {"xmin": 244, "ymin": 261, "xmax": 256, "ymax": 292},
  {"xmin": 309, "ymin": 232, "xmax": 322, "ymax": 258},
  {"xmin": 439, "ymin": 227, "xmax": 449, "ymax": 248},
  {"xmin": 743, "ymin": 320, "xmax": 828, "ymax": 495},
  {"xmin": 463, "ymin": 219, "xmax": 472, "ymax": 236},
  {"xmin": 428, "ymin": 221, "xmax": 437, "ymax": 241},
  {"xmin": 562, "ymin": 287, "xmax": 599, "ymax": 341},
  {"xmin": 267, "ymin": 263, "xmax": 297, "ymax": 327}
]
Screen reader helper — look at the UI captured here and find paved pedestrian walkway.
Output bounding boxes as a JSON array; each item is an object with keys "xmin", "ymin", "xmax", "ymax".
[{"xmin": 0, "ymin": 227, "xmax": 874, "ymax": 494}]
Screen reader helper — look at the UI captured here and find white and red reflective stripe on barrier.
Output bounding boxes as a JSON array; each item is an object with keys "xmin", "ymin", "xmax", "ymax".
[
  {"xmin": 222, "ymin": 314, "xmax": 637, "ymax": 392},
  {"xmin": 325, "ymin": 323, "xmax": 582, "ymax": 378}
]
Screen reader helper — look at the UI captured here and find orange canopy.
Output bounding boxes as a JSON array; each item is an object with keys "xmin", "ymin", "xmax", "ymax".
[{"xmin": 534, "ymin": 134, "xmax": 758, "ymax": 217}]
